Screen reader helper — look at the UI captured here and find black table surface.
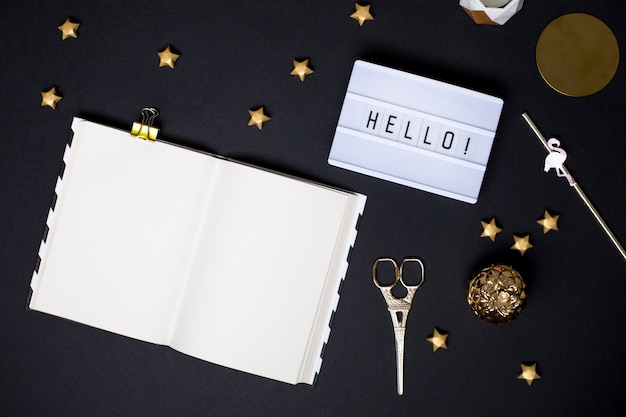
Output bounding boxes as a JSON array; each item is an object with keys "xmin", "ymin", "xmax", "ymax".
[{"xmin": 2, "ymin": 1, "xmax": 626, "ymax": 416}]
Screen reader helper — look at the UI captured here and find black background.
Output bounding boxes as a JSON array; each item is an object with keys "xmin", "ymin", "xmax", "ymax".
[{"xmin": 2, "ymin": 1, "xmax": 626, "ymax": 416}]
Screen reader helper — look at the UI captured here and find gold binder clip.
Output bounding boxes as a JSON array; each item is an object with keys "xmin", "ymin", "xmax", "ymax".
[{"xmin": 131, "ymin": 107, "xmax": 160, "ymax": 141}]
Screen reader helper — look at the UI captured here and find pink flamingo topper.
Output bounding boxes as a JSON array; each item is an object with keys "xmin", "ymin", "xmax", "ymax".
[{"xmin": 544, "ymin": 138, "xmax": 576, "ymax": 186}]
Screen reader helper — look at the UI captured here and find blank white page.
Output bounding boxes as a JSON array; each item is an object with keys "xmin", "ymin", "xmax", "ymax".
[
  {"xmin": 29, "ymin": 120, "xmax": 217, "ymax": 344},
  {"xmin": 170, "ymin": 161, "xmax": 356, "ymax": 384}
]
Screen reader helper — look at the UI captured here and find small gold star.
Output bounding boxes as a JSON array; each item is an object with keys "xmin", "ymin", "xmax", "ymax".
[
  {"xmin": 157, "ymin": 46, "xmax": 180, "ymax": 68},
  {"xmin": 41, "ymin": 87, "xmax": 62, "ymax": 109},
  {"xmin": 350, "ymin": 3, "xmax": 374, "ymax": 26},
  {"xmin": 290, "ymin": 59, "xmax": 314, "ymax": 81},
  {"xmin": 58, "ymin": 18, "xmax": 80, "ymax": 40},
  {"xmin": 426, "ymin": 328, "xmax": 448, "ymax": 352},
  {"xmin": 248, "ymin": 106, "xmax": 270, "ymax": 130},
  {"xmin": 517, "ymin": 362, "xmax": 541, "ymax": 386},
  {"xmin": 511, "ymin": 235, "xmax": 533, "ymax": 255},
  {"xmin": 537, "ymin": 210, "xmax": 559, "ymax": 234},
  {"xmin": 480, "ymin": 217, "xmax": 503, "ymax": 242}
]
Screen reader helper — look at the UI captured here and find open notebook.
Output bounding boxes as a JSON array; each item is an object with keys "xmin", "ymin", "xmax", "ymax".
[{"xmin": 29, "ymin": 118, "xmax": 366, "ymax": 385}]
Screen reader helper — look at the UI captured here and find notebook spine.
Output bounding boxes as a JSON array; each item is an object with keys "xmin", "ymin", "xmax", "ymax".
[{"xmin": 31, "ymin": 144, "xmax": 73, "ymax": 293}]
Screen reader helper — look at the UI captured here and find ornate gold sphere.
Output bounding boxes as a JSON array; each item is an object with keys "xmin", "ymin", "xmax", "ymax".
[{"xmin": 466, "ymin": 264, "xmax": 526, "ymax": 324}]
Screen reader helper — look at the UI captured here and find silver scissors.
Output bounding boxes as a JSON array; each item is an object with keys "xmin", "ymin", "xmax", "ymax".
[{"xmin": 373, "ymin": 257, "xmax": 425, "ymax": 395}]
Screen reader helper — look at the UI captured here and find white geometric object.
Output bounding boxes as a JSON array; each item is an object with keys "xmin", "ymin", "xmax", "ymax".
[
  {"xmin": 459, "ymin": 0, "xmax": 524, "ymax": 25},
  {"xmin": 328, "ymin": 61, "xmax": 504, "ymax": 204}
]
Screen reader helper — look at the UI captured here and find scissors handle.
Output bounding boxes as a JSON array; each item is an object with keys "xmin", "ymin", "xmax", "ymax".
[
  {"xmin": 372, "ymin": 257, "xmax": 400, "ymax": 289},
  {"xmin": 398, "ymin": 257, "xmax": 425, "ymax": 290},
  {"xmin": 373, "ymin": 257, "xmax": 425, "ymax": 289}
]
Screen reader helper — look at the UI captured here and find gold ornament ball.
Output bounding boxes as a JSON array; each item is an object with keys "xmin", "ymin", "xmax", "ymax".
[{"xmin": 466, "ymin": 264, "xmax": 526, "ymax": 324}]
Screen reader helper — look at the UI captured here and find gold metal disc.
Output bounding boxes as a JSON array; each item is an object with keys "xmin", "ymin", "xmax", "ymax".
[{"xmin": 536, "ymin": 13, "xmax": 620, "ymax": 97}]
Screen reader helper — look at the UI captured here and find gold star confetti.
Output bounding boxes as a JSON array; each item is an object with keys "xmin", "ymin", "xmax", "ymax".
[
  {"xmin": 511, "ymin": 235, "xmax": 533, "ymax": 255},
  {"xmin": 426, "ymin": 328, "xmax": 448, "ymax": 352},
  {"xmin": 248, "ymin": 106, "xmax": 270, "ymax": 130},
  {"xmin": 517, "ymin": 362, "xmax": 541, "ymax": 386},
  {"xmin": 537, "ymin": 210, "xmax": 559, "ymax": 234},
  {"xmin": 58, "ymin": 18, "xmax": 80, "ymax": 40},
  {"xmin": 40, "ymin": 87, "xmax": 62, "ymax": 109},
  {"xmin": 290, "ymin": 59, "xmax": 314, "ymax": 81},
  {"xmin": 157, "ymin": 46, "xmax": 180, "ymax": 68},
  {"xmin": 480, "ymin": 217, "xmax": 503, "ymax": 242},
  {"xmin": 350, "ymin": 3, "xmax": 374, "ymax": 26}
]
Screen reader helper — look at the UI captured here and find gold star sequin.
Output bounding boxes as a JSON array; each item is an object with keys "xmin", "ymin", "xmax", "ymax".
[
  {"xmin": 157, "ymin": 46, "xmax": 180, "ymax": 68},
  {"xmin": 537, "ymin": 210, "xmax": 559, "ymax": 234},
  {"xmin": 248, "ymin": 106, "xmax": 270, "ymax": 130},
  {"xmin": 290, "ymin": 59, "xmax": 314, "ymax": 81},
  {"xmin": 511, "ymin": 235, "xmax": 533, "ymax": 255},
  {"xmin": 480, "ymin": 217, "xmax": 503, "ymax": 242},
  {"xmin": 517, "ymin": 362, "xmax": 541, "ymax": 386},
  {"xmin": 350, "ymin": 3, "xmax": 374, "ymax": 26},
  {"xmin": 426, "ymin": 328, "xmax": 448, "ymax": 352},
  {"xmin": 40, "ymin": 87, "xmax": 62, "ymax": 109},
  {"xmin": 58, "ymin": 18, "xmax": 80, "ymax": 40}
]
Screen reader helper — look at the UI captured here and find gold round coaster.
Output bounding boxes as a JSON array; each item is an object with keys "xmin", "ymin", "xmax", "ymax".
[{"xmin": 536, "ymin": 13, "xmax": 620, "ymax": 97}]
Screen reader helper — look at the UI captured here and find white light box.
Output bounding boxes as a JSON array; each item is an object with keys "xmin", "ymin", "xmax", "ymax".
[{"xmin": 328, "ymin": 61, "xmax": 504, "ymax": 204}]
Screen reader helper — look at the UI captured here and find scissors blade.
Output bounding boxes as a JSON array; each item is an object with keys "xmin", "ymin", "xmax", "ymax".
[
  {"xmin": 387, "ymin": 305, "xmax": 410, "ymax": 395},
  {"xmin": 393, "ymin": 325, "xmax": 406, "ymax": 395}
]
